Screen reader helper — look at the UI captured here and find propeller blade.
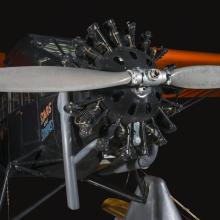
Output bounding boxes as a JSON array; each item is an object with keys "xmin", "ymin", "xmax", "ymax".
[
  {"xmin": 170, "ymin": 65, "xmax": 220, "ymax": 89},
  {"xmin": 0, "ymin": 66, "xmax": 131, "ymax": 92}
]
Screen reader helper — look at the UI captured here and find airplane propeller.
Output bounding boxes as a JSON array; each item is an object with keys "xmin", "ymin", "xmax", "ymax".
[
  {"xmin": 0, "ymin": 66, "xmax": 131, "ymax": 92},
  {"xmin": 0, "ymin": 65, "xmax": 220, "ymax": 92},
  {"xmin": 169, "ymin": 65, "xmax": 220, "ymax": 89}
]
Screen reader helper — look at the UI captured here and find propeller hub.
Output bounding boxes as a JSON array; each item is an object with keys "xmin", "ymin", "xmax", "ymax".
[{"xmin": 128, "ymin": 67, "xmax": 168, "ymax": 87}]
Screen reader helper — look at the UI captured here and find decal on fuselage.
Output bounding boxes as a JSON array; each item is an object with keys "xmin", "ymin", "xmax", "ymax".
[{"xmin": 40, "ymin": 101, "xmax": 54, "ymax": 141}]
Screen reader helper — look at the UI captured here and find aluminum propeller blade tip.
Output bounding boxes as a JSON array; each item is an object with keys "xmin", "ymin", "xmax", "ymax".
[
  {"xmin": 170, "ymin": 65, "xmax": 220, "ymax": 89},
  {"xmin": 0, "ymin": 66, "xmax": 131, "ymax": 92}
]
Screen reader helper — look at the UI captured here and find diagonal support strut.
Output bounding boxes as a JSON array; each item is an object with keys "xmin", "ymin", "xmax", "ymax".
[
  {"xmin": 57, "ymin": 92, "xmax": 79, "ymax": 210},
  {"xmin": 0, "ymin": 165, "xmax": 11, "ymax": 212}
]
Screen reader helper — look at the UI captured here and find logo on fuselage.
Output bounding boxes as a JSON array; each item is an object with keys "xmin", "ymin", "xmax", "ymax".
[{"xmin": 40, "ymin": 102, "xmax": 54, "ymax": 141}]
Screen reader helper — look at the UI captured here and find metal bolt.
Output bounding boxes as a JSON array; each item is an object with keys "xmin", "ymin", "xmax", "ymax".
[
  {"xmin": 148, "ymin": 69, "xmax": 160, "ymax": 80},
  {"xmin": 133, "ymin": 136, "xmax": 141, "ymax": 146}
]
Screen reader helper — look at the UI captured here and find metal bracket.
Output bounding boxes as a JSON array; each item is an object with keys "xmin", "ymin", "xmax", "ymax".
[
  {"xmin": 124, "ymin": 175, "xmax": 182, "ymax": 220},
  {"xmin": 57, "ymin": 92, "xmax": 79, "ymax": 210},
  {"xmin": 132, "ymin": 122, "xmax": 141, "ymax": 146}
]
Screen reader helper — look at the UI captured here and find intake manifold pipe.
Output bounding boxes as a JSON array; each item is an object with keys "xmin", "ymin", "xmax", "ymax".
[{"xmin": 100, "ymin": 144, "xmax": 159, "ymax": 175}]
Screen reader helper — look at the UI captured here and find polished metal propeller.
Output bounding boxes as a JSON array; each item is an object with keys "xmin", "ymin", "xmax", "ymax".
[
  {"xmin": 169, "ymin": 65, "xmax": 220, "ymax": 89},
  {"xmin": 1, "ymin": 65, "xmax": 220, "ymax": 92},
  {"xmin": 0, "ymin": 66, "xmax": 131, "ymax": 92}
]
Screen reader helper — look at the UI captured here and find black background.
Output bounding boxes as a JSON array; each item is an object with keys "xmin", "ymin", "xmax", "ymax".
[{"xmin": 0, "ymin": 1, "xmax": 220, "ymax": 219}]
